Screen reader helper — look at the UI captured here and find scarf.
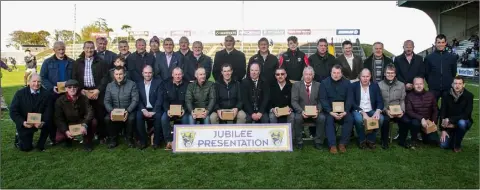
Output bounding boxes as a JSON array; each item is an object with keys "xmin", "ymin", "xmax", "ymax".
[
  {"xmin": 384, "ymin": 78, "xmax": 397, "ymax": 86},
  {"xmin": 449, "ymin": 88, "xmax": 463, "ymax": 102}
]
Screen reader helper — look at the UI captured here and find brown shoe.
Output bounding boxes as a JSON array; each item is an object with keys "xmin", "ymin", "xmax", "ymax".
[
  {"xmin": 329, "ymin": 147, "xmax": 338, "ymax": 154},
  {"xmin": 453, "ymin": 148, "xmax": 462, "ymax": 153},
  {"xmin": 165, "ymin": 142, "xmax": 172, "ymax": 150},
  {"xmin": 338, "ymin": 144, "xmax": 346, "ymax": 153}
]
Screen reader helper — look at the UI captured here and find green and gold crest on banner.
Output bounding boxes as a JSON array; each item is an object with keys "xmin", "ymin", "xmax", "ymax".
[
  {"xmin": 269, "ymin": 130, "xmax": 284, "ymax": 146},
  {"xmin": 181, "ymin": 131, "xmax": 196, "ymax": 147}
]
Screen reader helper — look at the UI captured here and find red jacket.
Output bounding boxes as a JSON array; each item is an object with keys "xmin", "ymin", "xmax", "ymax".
[{"xmin": 406, "ymin": 90, "xmax": 437, "ymax": 122}]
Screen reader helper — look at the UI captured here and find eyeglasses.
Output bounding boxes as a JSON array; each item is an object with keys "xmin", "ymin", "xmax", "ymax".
[
  {"xmin": 275, "ymin": 73, "xmax": 286, "ymax": 76},
  {"xmin": 66, "ymin": 86, "xmax": 78, "ymax": 89}
]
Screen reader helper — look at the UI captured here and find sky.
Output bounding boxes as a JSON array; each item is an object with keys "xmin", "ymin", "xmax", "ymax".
[{"xmin": 1, "ymin": 1, "xmax": 437, "ymax": 55}]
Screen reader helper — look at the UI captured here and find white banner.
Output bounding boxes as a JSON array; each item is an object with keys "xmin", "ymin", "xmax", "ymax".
[
  {"xmin": 457, "ymin": 68, "xmax": 477, "ymax": 77},
  {"xmin": 173, "ymin": 124, "xmax": 293, "ymax": 153}
]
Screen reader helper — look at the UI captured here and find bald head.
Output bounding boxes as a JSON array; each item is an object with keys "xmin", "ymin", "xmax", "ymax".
[
  {"xmin": 403, "ymin": 40, "xmax": 414, "ymax": 55},
  {"xmin": 360, "ymin": 68, "xmax": 371, "ymax": 85}
]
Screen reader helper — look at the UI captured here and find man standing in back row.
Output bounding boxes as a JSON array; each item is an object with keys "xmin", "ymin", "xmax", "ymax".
[
  {"xmin": 247, "ymin": 37, "xmax": 279, "ymax": 85},
  {"xmin": 393, "ymin": 40, "xmax": 425, "ymax": 93},
  {"xmin": 363, "ymin": 42, "xmax": 393, "ymax": 82},
  {"xmin": 213, "ymin": 35, "xmax": 246, "ymax": 82},
  {"xmin": 279, "ymin": 36, "xmax": 310, "ymax": 83}
]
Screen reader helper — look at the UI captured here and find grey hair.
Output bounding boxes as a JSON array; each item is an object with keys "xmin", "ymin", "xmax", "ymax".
[
  {"xmin": 195, "ymin": 67, "xmax": 206, "ymax": 75},
  {"xmin": 179, "ymin": 36, "xmax": 190, "ymax": 44},
  {"xmin": 359, "ymin": 68, "xmax": 371, "ymax": 77},
  {"xmin": 28, "ymin": 73, "xmax": 41, "ymax": 82},
  {"xmin": 136, "ymin": 38, "xmax": 146, "ymax": 45},
  {"xmin": 172, "ymin": 67, "xmax": 183, "ymax": 74},
  {"xmin": 372, "ymin": 42, "xmax": 384, "ymax": 51},
  {"xmin": 303, "ymin": 66, "xmax": 315, "ymax": 76},
  {"xmin": 53, "ymin": 41, "xmax": 65, "ymax": 48},
  {"xmin": 192, "ymin": 41, "xmax": 203, "ymax": 49}
]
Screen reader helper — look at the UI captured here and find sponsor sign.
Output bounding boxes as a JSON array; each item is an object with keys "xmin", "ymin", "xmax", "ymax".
[
  {"xmin": 336, "ymin": 29, "xmax": 361, "ymax": 35},
  {"xmin": 128, "ymin": 31, "xmax": 149, "ymax": 37},
  {"xmin": 262, "ymin": 29, "xmax": 285, "ymax": 36},
  {"xmin": 90, "ymin": 32, "xmax": 108, "ymax": 39},
  {"xmin": 287, "ymin": 29, "xmax": 311, "ymax": 35},
  {"xmin": 173, "ymin": 124, "xmax": 293, "ymax": 153},
  {"xmin": 239, "ymin": 30, "xmax": 261, "ymax": 36},
  {"xmin": 457, "ymin": 68, "xmax": 478, "ymax": 77},
  {"xmin": 215, "ymin": 30, "xmax": 238, "ymax": 36},
  {"xmin": 170, "ymin": 30, "xmax": 191, "ymax": 36}
]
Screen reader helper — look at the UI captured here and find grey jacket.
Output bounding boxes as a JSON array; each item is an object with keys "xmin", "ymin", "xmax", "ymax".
[
  {"xmin": 104, "ymin": 78, "xmax": 139, "ymax": 113},
  {"xmin": 378, "ymin": 79, "xmax": 406, "ymax": 112},
  {"xmin": 291, "ymin": 80, "xmax": 322, "ymax": 114}
]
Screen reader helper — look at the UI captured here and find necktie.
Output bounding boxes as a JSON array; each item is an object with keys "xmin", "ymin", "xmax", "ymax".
[{"xmin": 305, "ymin": 83, "xmax": 311, "ymax": 104}]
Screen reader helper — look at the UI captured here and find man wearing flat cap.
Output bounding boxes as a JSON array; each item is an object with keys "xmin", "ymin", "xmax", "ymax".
[{"xmin": 54, "ymin": 79, "xmax": 94, "ymax": 151}]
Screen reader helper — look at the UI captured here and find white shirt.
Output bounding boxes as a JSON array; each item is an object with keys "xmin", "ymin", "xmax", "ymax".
[
  {"xmin": 166, "ymin": 53, "xmax": 173, "ymax": 67},
  {"xmin": 144, "ymin": 80, "xmax": 152, "ymax": 108},
  {"xmin": 345, "ymin": 54, "xmax": 354, "ymax": 70},
  {"xmin": 359, "ymin": 85, "xmax": 372, "ymax": 112},
  {"xmin": 304, "ymin": 82, "xmax": 312, "ymax": 94}
]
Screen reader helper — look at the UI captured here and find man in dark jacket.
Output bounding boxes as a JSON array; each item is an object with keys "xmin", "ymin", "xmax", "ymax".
[
  {"xmin": 72, "ymin": 41, "xmax": 110, "ymax": 143},
  {"xmin": 183, "ymin": 41, "xmax": 212, "ymax": 82},
  {"xmin": 95, "ymin": 37, "xmax": 118, "ymax": 68},
  {"xmin": 117, "ymin": 40, "xmax": 131, "ymax": 59},
  {"xmin": 394, "ymin": 40, "xmax": 425, "ymax": 92},
  {"xmin": 10, "ymin": 73, "xmax": 52, "ymax": 151},
  {"xmin": 424, "ymin": 34, "xmax": 458, "ymax": 101},
  {"xmin": 309, "ymin": 38, "xmax": 339, "ymax": 82},
  {"xmin": 177, "ymin": 36, "xmax": 193, "ymax": 66},
  {"xmin": 350, "ymin": 69, "xmax": 384, "ymax": 149},
  {"xmin": 336, "ymin": 40, "xmax": 363, "ymax": 81},
  {"xmin": 127, "ymin": 38, "xmax": 156, "ymax": 83},
  {"xmin": 269, "ymin": 68, "xmax": 293, "ymax": 124},
  {"xmin": 439, "ymin": 76, "xmax": 474, "ymax": 152},
  {"xmin": 210, "ymin": 64, "xmax": 246, "ymax": 124},
  {"xmin": 136, "ymin": 65, "xmax": 163, "ymax": 149},
  {"xmin": 242, "ymin": 63, "xmax": 270, "ymax": 123},
  {"xmin": 40, "ymin": 41, "xmax": 75, "ymax": 144},
  {"xmin": 279, "ymin": 36, "xmax": 310, "ymax": 82},
  {"xmin": 320, "ymin": 65, "xmax": 354, "ymax": 154},
  {"xmin": 185, "ymin": 67, "xmax": 216, "ymax": 124},
  {"xmin": 161, "ymin": 67, "xmax": 189, "ymax": 150},
  {"xmin": 154, "ymin": 38, "xmax": 182, "ymax": 81},
  {"xmin": 405, "ymin": 77, "xmax": 440, "ymax": 147},
  {"xmin": 363, "ymin": 42, "xmax": 393, "ymax": 82},
  {"xmin": 247, "ymin": 37, "xmax": 279, "ymax": 85},
  {"xmin": 212, "ymin": 35, "xmax": 246, "ymax": 82},
  {"xmin": 54, "ymin": 79, "xmax": 94, "ymax": 151},
  {"xmin": 104, "ymin": 66, "xmax": 139, "ymax": 149}
]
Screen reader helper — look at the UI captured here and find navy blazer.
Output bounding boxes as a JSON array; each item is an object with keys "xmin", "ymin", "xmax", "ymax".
[
  {"xmin": 350, "ymin": 81, "xmax": 384, "ymax": 112},
  {"xmin": 137, "ymin": 79, "xmax": 163, "ymax": 113},
  {"xmin": 319, "ymin": 77, "xmax": 353, "ymax": 113},
  {"xmin": 154, "ymin": 52, "xmax": 182, "ymax": 81}
]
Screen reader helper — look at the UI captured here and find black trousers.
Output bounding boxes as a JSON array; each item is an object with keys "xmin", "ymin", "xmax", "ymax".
[
  {"xmin": 104, "ymin": 113, "xmax": 136, "ymax": 140},
  {"xmin": 17, "ymin": 124, "xmax": 49, "ymax": 151},
  {"xmin": 89, "ymin": 98, "xmax": 107, "ymax": 139}
]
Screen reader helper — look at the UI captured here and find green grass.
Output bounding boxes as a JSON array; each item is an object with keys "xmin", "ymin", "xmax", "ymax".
[{"xmin": 1, "ymin": 66, "xmax": 479, "ymax": 188}]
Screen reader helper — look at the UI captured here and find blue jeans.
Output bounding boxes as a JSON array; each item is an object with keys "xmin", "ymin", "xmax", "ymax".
[
  {"xmin": 440, "ymin": 120, "xmax": 472, "ymax": 149},
  {"xmin": 353, "ymin": 110, "xmax": 384, "ymax": 144},
  {"xmin": 161, "ymin": 112, "xmax": 189, "ymax": 143},
  {"xmin": 188, "ymin": 114, "xmax": 210, "ymax": 124},
  {"xmin": 136, "ymin": 110, "xmax": 162, "ymax": 146},
  {"xmin": 325, "ymin": 112, "xmax": 354, "ymax": 147},
  {"xmin": 411, "ymin": 119, "xmax": 440, "ymax": 145}
]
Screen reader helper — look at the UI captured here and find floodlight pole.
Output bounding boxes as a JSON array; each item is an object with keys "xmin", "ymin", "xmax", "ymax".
[
  {"xmin": 241, "ymin": 1, "xmax": 244, "ymax": 52},
  {"xmin": 73, "ymin": 3, "xmax": 77, "ymax": 58}
]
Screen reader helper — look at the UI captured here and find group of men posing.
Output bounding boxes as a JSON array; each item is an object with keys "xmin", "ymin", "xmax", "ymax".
[{"xmin": 10, "ymin": 34, "xmax": 473, "ymax": 154}]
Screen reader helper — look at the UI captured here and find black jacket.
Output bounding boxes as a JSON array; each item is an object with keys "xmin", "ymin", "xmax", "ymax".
[
  {"xmin": 424, "ymin": 49, "xmax": 458, "ymax": 91},
  {"xmin": 363, "ymin": 54, "xmax": 394, "ymax": 82},
  {"xmin": 72, "ymin": 54, "xmax": 109, "ymax": 93},
  {"xmin": 269, "ymin": 80, "xmax": 293, "ymax": 110},
  {"xmin": 279, "ymin": 48, "xmax": 309, "ymax": 81},
  {"xmin": 162, "ymin": 78, "xmax": 189, "ymax": 112},
  {"xmin": 308, "ymin": 52, "xmax": 339, "ymax": 82},
  {"xmin": 177, "ymin": 49, "xmax": 193, "ymax": 66},
  {"xmin": 212, "ymin": 49, "xmax": 246, "ymax": 82},
  {"xmin": 241, "ymin": 77, "xmax": 270, "ymax": 114},
  {"xmin": 336, "ymin": 54, "xmax": 363, "ymax": 80},
  {"xmin": 247, "ymin": 51, "xmax": 279, "ymax": 85},
  {"xmin": 394, "ymin": 53, "xmax": 425, "ymax": 85},
  {"xmin": 183, "ymin": 54, "xmax": 212, "ymax": 82},
  {"xmin": 9, "ymin": 87, "xmax": 53, "ymax": 127},
  {"xmin": 214, "ymin": 79, "xmax": 242, "ymax": 111},
  {"xmin": 319, "ymin": 77, "xmax": 353, "ymax": 113},
  {"xmin": 440, "ymin": 89, "xmax": 474, "ymax": 131},
  {"xmin": 126, "ymin": 51, "xmax": 156, "ymax": 83}
]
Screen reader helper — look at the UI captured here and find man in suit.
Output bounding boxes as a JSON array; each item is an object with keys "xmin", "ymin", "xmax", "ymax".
[
  {"xmin": 127, "ymin": 38, "xmax": 156, "ymax": 83},
  {"xmin": 242, "ymin": 63, "xmax": 270, "ymax": 123},
  {"xmin": 154, "ymin": 38, "xmax": 182, "ymax": 81},
  {"xmin": 336, "ymin": 40, "xmax": 362, "ymax": 81},
  {"xmin": 291, "ymin": 66, "xmax": 325, "ymax": 150},
  {"xmin": 95, "ymin": 37, "xmax": 118, "ymax": 69},
  {"xmin": 320, "ymin": 64, "xmax": 354, "ymax": 154},
  {"xmin": 363, "ymin": 42, "xmax": 393, "ymax": 82},
  {"xmin": 136, "ymin": 65, "xmax": 163, "ymax": 149},
  {"xmin": 393, "ymin": 40, "xmax": 425, "ymax": 93},
  {"xmin": 351, "ymin": 68, "xmax": 384, "ymax": 149},
  {"xmin": 212, "ymin": 35, "xmax": 246, "ymax": 82}
]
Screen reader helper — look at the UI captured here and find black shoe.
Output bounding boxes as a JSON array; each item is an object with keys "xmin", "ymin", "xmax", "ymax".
[
  {"xmin": 84, "ymin": 144, "xmax": 93, "ymax": 152},
  {"xmin": 381, "ymin": 143, "xmax": 389, "ymax": 149},
  {"xmin": 152, "ymin": 144, "xmax": 159, "ymax": 150},
  {"xmin": 314, "ymin": 143, "xmax": 322, "ymax": 150},
  {"xmin": 127, "ymin": 139, "xmax": 135, "ymax": 148},
  {"xmin": 359, "ymin": 141, "xmax": 367, "ymax": 149},
  {"xmin": 64, "ymin": 141, "xmax": 73, "ymax": 148},
  {"xmin": 108, "ymin": 137, "xmax": 118, "ymax": 149},
  {"xmin": 137, "ymin": 143, "xmax": 147, "ymax": 150},
  {"xmin": 296, "ymin": 144, "xmax": 304, "ymax": 150},
  {"xmin": 36, "ymin": 146, "xmax": 45, "ymax": 152}
]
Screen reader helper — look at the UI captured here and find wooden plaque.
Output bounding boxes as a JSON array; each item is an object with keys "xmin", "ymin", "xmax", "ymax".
[
  {"xmin": 332, "ymin": 102, "xmax": 344, "ymax": 113},
  {"xmin": 277, "ymin": 107, "xmax": 290, "ymax": 117},
  {"xmin": 27, "ymin": 113, "xmax": 42, "ymax": 125},
  {"xmin": 389, "ymin": 105, "xmax": 402, "ymax": 115},
  {"xmin": 69, "ymin": 124, "xmax": 83, "ymax": 136},
  {"xmin": 57, "ymin": 82, "xmax": 66, "ymax": 93},
  {"xmin": 304, "ymin": 105, "xmax": 317, "ymax": 116},
  {"xmin": 221, "ymin": 109, "xmax": 235, "ymax": 120},
  {"xmin": 170, "ymin": 105, "xmax": 182, "ymax": 116},
  {"xmin": 423, "ymin": 120, "xmax": 438, "ymax": 134},
  {"xmin": 112, "ymin": 108, "xmax": 126, "ymax": 121},
  {"xmin": 364, "ymin": 118, "xmax": 379, "ymax": 131}
]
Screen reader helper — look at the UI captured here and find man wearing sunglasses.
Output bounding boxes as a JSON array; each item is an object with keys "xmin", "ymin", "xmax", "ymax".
[
  {"xmin": 212, "ymin": 35, "xmax": 246, "ymax": 82},
  {"xmin": 269, "ymin": 68, "xmax": 294, "ymax": 125}
]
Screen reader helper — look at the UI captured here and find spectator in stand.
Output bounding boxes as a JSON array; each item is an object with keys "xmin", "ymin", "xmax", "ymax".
[
  {"xmin": 24, "ymin": 49, "xmax": 37, "ymax": 86},
  {"xmin": 127, "ymin": 38, "xmax": 156, "ymax": 83},
  {"xmin": 336, "ymin": 40, "xmax": 363, "ymax": 82},
  {"xmin": 118, "ymin": 40, "xmax": 131, "ymax": 59},
  {"xmin": 394, "ymin": 40, "xmax": 425, "ymax": 93},
  {"xmin": 279, "ymin": 36, "xmax": 310, "ymax": 83},
  {"xmin": 439, "ymin": 76, "xmax": 474, "ymax": 152},
  {"xmin": 247, "ymin": 37, "xmax": 279, "ymax": 85},
  {"xmin": 153, "ymin": 38, "xmax": 181, "ymax": 81},
  {"xmin": 183, "ymin": 41, "xmax": 212, "ymax": 82},
  {"xmin": 95, "ymin": 37, "xmax": 118, "ymax": 69},
  {"xmin": 308, "ymin": 38, "xmax": 339, "ymax": 82},
  {"xmin": 363, "ymin": 42, "xmax": 393, "ymax": 82},
  {"xmin": 212, "ymin": 35, "xmax": 246, "ymax": 82}
]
